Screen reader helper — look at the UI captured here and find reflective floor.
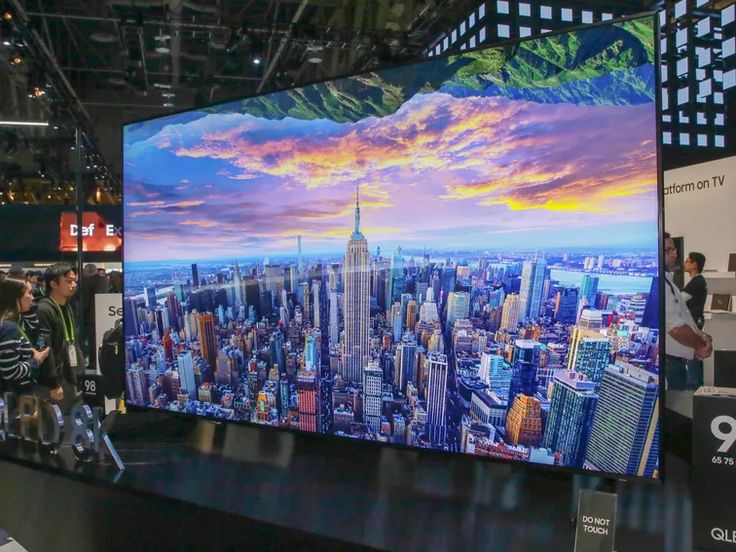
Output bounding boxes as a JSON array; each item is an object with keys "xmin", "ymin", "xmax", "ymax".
[{"xmin": 0, "ymin": 408, "xmax": 697, "ymax": 551}]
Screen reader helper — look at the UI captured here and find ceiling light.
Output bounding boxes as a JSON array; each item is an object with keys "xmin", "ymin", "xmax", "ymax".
[
  {"xmin": 252, "ymin": 56, "xmax": 262, "ymax": 65},
  {"xmin": 9, "ymin": 55, "xmax": 21, "ymax": 65},
  {"xmin": 107, "ymin": 76, "xmax": 126, "ymax": 86},
  {"xmin": 154, "ymin": 33, "xmax": 171, "ymax": 41},
  {"xmin": 155, "ymin": 45, "xmax": 171, "ymax": 54},
  {"xmin": 90, "ymin": 32, "xmax": 117, "ymax": 44},
  {"xmin": 2, "ymin": 12, "xmax": 12, "ymax": 21},
  {"xmin": 0, "ymin": 120, "xmax": 48, "ymax": 127},
  {"xmin": 2, "ymin": 40, "xmax": 10, "ymax": 47},
  {"xmin": 306, "ymin": 46, "xmax": 323, "ymax": 64},
  {"xmin": 162, "ymin": 92, "xmax": 175, "ymax": 98},
  {"xmin": 163, "ymin": 102, "xmax": 174, "ymax": 107}
]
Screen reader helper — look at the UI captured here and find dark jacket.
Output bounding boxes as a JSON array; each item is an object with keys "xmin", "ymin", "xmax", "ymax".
[
  {"xmin": 684, "ymin": 273, "xmax": 708, "ymax": 329},
  {"xmin": 0, "ymin": 320, "xmax": 39, "ymax": 393},
  {"xmin": 36, "ymin": 297, "xmax": 82, "ymax": 388}
]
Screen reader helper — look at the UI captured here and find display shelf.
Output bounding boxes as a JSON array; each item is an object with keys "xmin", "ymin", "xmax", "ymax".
[
  {"xmin": 704, "ymin": 310, "xmax": 736, "ymax": 319},
  {"xmin": 703, "ymin": 271, "xmax": 736, "ymax": 279}
]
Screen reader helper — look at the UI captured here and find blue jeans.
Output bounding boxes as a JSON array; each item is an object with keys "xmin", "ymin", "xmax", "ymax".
[
  {"xmin": 686, "ymin": 358, "xmax": 704, "ymax": 390},
  {"xmin": 665, "ymin": 356, "xmax": 687, "ymax": 390}
]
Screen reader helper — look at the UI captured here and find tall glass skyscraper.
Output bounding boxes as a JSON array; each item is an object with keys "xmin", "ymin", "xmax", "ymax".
[
  {"xmin": 543, "ymin": 370, "xmax": 598, "ymax": 468},
  {"xmin": 580, "ymin": 275, "xmax": 600, "ymax": 311},
  {"xmin": 584, "ymin": 364, "xmax": 659, "ymax": 477},
  {"xmin": 508, "ymin": 339, "xmax": 541, "ymax": 407},
  {"xmin": 554, "ymin": 287, "xmax": 578, "ymax": 324},
  {"xmin": 363, "ymin": 359, "xmax": 383, "ymax": 433},
  {"xmin": 446, "ymin": 291, "xmax": 470, "ymax": 333},
  {"xmin": 394, "ymin": 334, "xmax": 417, "ymax": 393},
  {"xmin": 191, "ymin": 263, "xmax": 199, "ymax": 288},
  {"xmin": 233, "ymin": 262, "xmax": 243, "ymax": 311},
  {"xmin": 519, "ymin": 258, "xmax": 547, "ymax": 322},
  {"xmin": 343, "ymin": 186, "xmax": 371, "ymax": 384},
  {"xmin": 567, "ymin": 326, "xmax": 611, "ymax": 384},
  {"xmin": 177, "ymin": 351, "xmax": 196, "ymax": 399},
  {"xmin": 427, "ymin": 352, "xmax": 449, "ymax": 445},
  {"xmin": 388, "ymin": 248, "xmax": 405, "ymax": 305}
]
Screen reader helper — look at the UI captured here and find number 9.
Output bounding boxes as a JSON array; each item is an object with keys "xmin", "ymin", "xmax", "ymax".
[{"xmin": 711, "ymin": 415, "xmax": 736, "ymax": 454}]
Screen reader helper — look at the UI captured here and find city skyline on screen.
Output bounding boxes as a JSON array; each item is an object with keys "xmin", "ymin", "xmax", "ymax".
[{"xmin": 123, "ymin": 18, "xmax": 661, "ymax": 478}]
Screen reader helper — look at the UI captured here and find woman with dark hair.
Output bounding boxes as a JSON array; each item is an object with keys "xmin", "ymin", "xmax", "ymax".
[{"xmin": 0, "ymin": 278, "xmax": 49, "ymax": 392}]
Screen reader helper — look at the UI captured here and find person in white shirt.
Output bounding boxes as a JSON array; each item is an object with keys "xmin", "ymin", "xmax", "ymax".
[{"xmin": 663, "ymin": 233, "xmax": 712, "ymax": 390}]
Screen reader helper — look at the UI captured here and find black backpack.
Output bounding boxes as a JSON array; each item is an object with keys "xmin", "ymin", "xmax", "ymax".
[{"xmin": 99, "ymin": 319, "xmax": 125, "ymax": 398}]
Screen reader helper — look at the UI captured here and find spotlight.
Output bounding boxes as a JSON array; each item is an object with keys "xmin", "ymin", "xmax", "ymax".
[
  {"xmin": 10, "ymin": 55, "xmax": 21, "ymax": 66},
  {"xmin": 252, "ymin": 56, "xmax": 262, "ymax": 66},
  {"xmin": 2, "ymin": 12, "xmax": 12, "ymax": 22},
  {"xmin": 306, "ymin": 47, "xmax": 324, "ymax": 64},
  {"xmin": 1, "ymin": 39, "xmax": 10, "ymax": 47},
  {"xmin": 32, "ymin": 86, "xmax": 45, "ymax": 98}
]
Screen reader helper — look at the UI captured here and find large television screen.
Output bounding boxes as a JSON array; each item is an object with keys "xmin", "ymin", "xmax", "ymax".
[{"xmin": 123, "ymin": 16, "xmax": 661, "ymax": 479}]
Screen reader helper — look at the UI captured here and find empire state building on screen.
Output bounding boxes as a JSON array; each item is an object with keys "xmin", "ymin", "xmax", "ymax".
[{"xmin": 342, "ymin": 185, "xmax": 371, "ymax": 384}]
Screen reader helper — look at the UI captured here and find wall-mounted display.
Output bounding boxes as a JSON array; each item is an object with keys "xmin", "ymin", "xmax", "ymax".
[{"xmin": 123, "ymin": 15, "xmax": 661, "ymax": 478}]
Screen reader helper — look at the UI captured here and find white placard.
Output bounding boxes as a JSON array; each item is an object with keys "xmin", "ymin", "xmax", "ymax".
[{"xmin": 94, "ymin": 293, "xmax": 123, "ymax": 376}]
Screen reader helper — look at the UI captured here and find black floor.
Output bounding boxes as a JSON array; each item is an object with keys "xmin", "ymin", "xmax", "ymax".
[{"xmin": 0, "ymin": 408, "xmax": 696, "ymax": 552}]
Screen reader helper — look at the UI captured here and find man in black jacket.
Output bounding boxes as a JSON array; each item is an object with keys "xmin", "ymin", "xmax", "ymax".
[
  {"xmin": 683, "ymin": 252, "xmax": 708, "ymax": 389},
  {"xmin": 36, "ymin": 263, "xmax": 81, "ymax": 410}
]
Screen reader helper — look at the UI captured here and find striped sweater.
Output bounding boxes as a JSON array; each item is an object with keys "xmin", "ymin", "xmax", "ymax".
[{"xmin": 0, "ymin": 319, "xmax": 39, "ymax": 392}]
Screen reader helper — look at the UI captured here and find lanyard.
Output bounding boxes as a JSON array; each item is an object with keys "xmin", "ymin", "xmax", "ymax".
[{"xmin": 50, "ymin": 298, "xmax": 75, "ymax": 343}]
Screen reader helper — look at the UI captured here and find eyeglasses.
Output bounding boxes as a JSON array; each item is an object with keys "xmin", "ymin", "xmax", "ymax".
[{"xmin": 665, "ymin": 247, "xmax": 677, "ymax": 253}]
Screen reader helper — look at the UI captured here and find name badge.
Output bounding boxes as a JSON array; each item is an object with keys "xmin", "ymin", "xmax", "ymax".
[{"xmin": 67, "ymin": 342, "xmax": 79, "ymax": 368}]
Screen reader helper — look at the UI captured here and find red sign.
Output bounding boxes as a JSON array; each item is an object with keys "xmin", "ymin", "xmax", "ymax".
[{"xmin": 58, "ymin": 212, "xmax": 123, "ymax": 253}]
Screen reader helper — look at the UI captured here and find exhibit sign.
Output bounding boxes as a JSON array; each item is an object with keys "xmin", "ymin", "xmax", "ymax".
[
  {"xmin": 574, "ymin": 489, "xmax": 617, "ymax": 552},
  {"xmin": 663, "ymin": 155, "xmax": 736, "ymax": 272},
  {"xmin": 94, "ymin": 293, "xmax": 122, "ymax": 373},
  {"xmin": 58, "ymin": 211, "xmax": 123, "ymax": 253},
  {"xmin": 693, "ymin": 387, "xmax": 736, "ymax": 551},
  {"xmin": 0, "ymin": 392, "xmax": 123, "ymax": 470}
]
